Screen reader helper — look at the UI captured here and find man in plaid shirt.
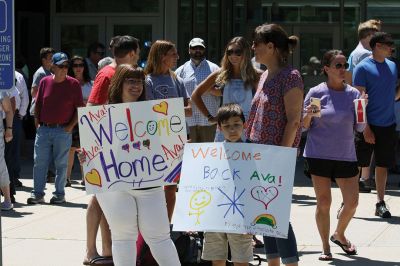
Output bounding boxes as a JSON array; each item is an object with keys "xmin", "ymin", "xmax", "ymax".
[{"xmin": 176, "ymin": 38, "xmax": 220, "ymax": 142}]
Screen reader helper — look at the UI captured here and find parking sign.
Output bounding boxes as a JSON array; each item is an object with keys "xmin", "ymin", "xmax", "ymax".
[{"xmin": 0, "ymin": 0, "xmax": 14, "ymax": 91}]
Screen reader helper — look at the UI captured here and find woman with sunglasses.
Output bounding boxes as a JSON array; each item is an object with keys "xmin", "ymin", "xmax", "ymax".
[
  {"xmin": 81, "ymin": 64, "xmax": 181, "ymax": 266},
  {"xmin": 66, "ymin": 56, "xmax": 93, "ymax": 187},
  {"xmin": 303, "ymin": 50, "xmax": 367, "ymax": 260},
  {"xmin": 145, "ymin": 40, "xmax": 191, "ymax": 222},
  {"xmin": 247, "ymin": 24, "xmax": 303, "ymax": 266},
  {"xmin": 192, "ymin": 36, "xmax": 260, "ymax": 141}
]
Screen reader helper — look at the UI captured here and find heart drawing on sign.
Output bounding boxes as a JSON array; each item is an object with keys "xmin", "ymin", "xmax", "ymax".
[
  {"xmin": 152, "ymin": 101, "xmax": 168, "ymax": 116},
  {"xmin": 250, "ymin": 186, "xmax": 279, "ymax": 210},
  {"xmin": 85, "ymin": 169, "xmax": 102, "ymax": 187}
]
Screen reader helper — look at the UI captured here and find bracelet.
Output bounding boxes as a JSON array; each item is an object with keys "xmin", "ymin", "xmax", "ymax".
[{"xmin": 6, "ymin": 126, "xmax": 12, "ymax": 129}]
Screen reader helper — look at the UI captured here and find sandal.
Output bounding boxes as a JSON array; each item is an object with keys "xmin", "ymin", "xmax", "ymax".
[
  {"xmin": 318, "ymin": 252, "xmax": 333, "ymax": 261},
  {"xmin": 330, "ymin": 236, "xmax": 357, "ymax": 255},
  {"xmin": 83, "ymin": 256, "xmax": 114, "ymax": 265}
]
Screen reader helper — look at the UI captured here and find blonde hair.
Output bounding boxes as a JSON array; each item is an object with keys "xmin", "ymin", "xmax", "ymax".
[
  {"xmin": 144, "ymin": 40, "xmax": 176, "ymax": 77},
  {"xmin": 358, "ymin": 19, "xmax": 381, "ymax": 40},
  {"xmin": 216, "ymin": 36, "xmax": 258, "ymax": 90}
]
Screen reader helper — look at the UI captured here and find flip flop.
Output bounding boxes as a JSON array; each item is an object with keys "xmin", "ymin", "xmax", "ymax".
[
  {"xmin": 318, "ymin": 252, "xmax": 333, "ymax": 261},
  {"xmin": 83, "ymin": 256, "xmax": 114, "ymax": 265},
  {"xmin": 330, "ymin": 236, "xmax": 357, "ymax": 255}
]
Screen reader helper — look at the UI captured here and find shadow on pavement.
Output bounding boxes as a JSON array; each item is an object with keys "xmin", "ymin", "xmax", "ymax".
[
  {"xmin": 326, "ymin": 257, "xmax": 400, "ymax": 266},
  {"xmin": 292, "ymin": 194, "xmax": 316, "ymax": 206},
  {"xmin": 353, "ymin": 215, "xmax": 400, "ymax": 225}
]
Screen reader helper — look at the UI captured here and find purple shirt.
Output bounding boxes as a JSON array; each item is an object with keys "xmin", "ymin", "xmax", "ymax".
[{"xmin": 303, "ymin": 83, "xmax": 363, "ymax": 161}]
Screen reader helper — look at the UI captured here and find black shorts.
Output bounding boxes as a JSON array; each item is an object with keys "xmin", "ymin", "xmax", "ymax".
[
  {"xmin": 306, "ymin": 158, "xmax": 359, "ymax": 181},
  {"xmin": 355, "ymin": 124, "xmax": 396, "ymax": 168}
]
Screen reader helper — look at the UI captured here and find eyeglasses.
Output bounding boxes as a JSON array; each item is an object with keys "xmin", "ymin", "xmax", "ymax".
[
  {"xmin": 190, "ymin": 46, "xmax": 205, "ymax": 51},
  {"xmin": 226, "ymin": 49, "xmax": 243, "ymax": 56},
  {"xmin": 72, "ymin": 63, "xmax": 85, "ymax": 68},
  {"xmin": 332, "ymin": 62, "xmax": 349, "ymax": 69},
  {"xmin": 56, "ymin": 64, "xmax": 69, "ymax": 69},
  {"xmin": 124, "ymin": 78, "xmax": 143, "ymax": 86}
]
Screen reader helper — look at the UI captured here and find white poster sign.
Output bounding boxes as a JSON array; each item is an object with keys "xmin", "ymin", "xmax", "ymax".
[
  {"xmin": 173, "ymin": 142, "xmax": 297, "ymax": 238},
  {"xmin": 78, "ymin": 98, "xmax": 186, "ymax": 194}
]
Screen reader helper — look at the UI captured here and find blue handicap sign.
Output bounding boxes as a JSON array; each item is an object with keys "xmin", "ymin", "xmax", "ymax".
[{"xmin": 0, "ymin": 0, "xmax": 14, "ymax": 91}]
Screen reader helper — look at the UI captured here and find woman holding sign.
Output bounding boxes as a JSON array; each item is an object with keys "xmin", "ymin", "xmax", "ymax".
[
  {"xmin": 145, "ymin": 40, "xmax": 192, "ymax": 222},
  {"xmin": 89, "ymin": 64, "xmax": 180, "ymax": 266},
  {"xmin": 246, "ymin": 24, "xmax": 303, "ymax": 266},
  {"xmin": 303, "ymin": 50, "xmax": 367, "ymax": 260}
]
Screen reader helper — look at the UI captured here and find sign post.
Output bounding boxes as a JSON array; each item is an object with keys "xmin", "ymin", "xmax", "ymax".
[{"xmin": 0, "ymin": 1, "xmax": 14, "ymax": 265}]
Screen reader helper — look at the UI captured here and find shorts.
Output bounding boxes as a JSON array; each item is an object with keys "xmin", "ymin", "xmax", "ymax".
[
  {"xmin": 264, "ymin": 223, "xmax": 299, "ymax": 264},
  {"xmin": 355, "ymin": 124, "xmax": 396, "ymax": 168},
  {"xmin": 202, "ymin": 232, "xmax": 253, "ymax": 263},
  {"xmin": 306, "ymin": 158, "xmax": 359, "ymax": 181},
  {"xmin": 189, "ymin": 125, "xmax": 217, "ymax": 143}
]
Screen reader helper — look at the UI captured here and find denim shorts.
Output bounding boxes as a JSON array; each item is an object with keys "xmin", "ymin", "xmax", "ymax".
[{"xmin": 263, "ymin": 222, "xmax": 299, "ymax": 264}]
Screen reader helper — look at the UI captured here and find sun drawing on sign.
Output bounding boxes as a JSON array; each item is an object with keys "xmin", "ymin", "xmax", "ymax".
[
  {"xmin": 189, "ymin": 190, "xmax": 212, "ymax": 225},
  {"xmin": 217, "ymin": 187, "xmax": 245, "ymax": 218}
]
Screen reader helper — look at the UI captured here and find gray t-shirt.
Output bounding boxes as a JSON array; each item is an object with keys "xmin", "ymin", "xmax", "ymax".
[
  {"xmin": 145, "ymin": 74, "xmax": 189, "ymax": 100},
  {"xmin": 347, "ymin": 42, "xmax": 372, "ymax": 73},
  {"xmin": 32, "ymin": 66, "xmax": 52, "ymax": 87}
]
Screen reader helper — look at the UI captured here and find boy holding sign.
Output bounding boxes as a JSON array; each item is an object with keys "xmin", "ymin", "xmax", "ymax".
[{"xmin": 201, "ymin": 103, "xmax": 253, "ymax": 266}]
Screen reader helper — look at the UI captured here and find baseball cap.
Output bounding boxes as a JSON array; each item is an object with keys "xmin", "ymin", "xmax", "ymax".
[
  {"xmin": 189, "ymin": 38, "xmax": 206, "ymax": 48},
  {"xmin": 52, "ymin": 52, "xmax": 69, "ymax": 65}
]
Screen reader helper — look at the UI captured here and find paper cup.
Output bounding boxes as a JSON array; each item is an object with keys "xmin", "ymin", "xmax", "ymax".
[{"xmin": 354, "ymin": 99, "xmax": 366, "ymax": 123}]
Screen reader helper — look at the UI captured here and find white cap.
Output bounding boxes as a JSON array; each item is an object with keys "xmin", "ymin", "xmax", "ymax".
[{"xmin": 189, "ymin": 38, "xmax": 206, "ymax": 48}]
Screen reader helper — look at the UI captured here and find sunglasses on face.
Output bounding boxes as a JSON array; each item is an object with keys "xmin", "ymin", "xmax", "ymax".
[
  {"xmin": 72, "ymin": 63, "xmax": 85, "ymax": 68},
  {"xmin": 226, "ymin": 49, "xmax": 243, "ymax": 56},
  {"xmin": 331, "ymin": 62, "xmax": 349, "ymax": 69},
  {"xmin": 57, "ymin": 64, "xmax": 69, "ymax": 69},
  {"xmin": 190, "ymin": 46, "xmax": 205, "ymax": 51},
  {"xmin": 124, "ymin": 78, "xmax": 143, "ymax": 86}
]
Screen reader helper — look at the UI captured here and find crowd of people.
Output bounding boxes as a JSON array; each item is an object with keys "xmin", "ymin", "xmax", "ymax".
[{"xmin": 1, "ymin": 19, "xmax": 399, "ymax": 266}]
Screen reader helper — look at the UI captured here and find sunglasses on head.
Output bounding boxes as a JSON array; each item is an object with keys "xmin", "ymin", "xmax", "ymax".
[
  {"xmin": 226, "ymin": 49, "xmax": 243, "ymax": 56},
  {"xmin": 72, "ymin": 63, "xmax": 85, "ymax": 68},
  {"xmin": 332, "ymin": 62, "xmax": 349, "ymax": 69},
  {"xmin": 57, "ymin": 64, "xmax": 69, "ymax": 69}
]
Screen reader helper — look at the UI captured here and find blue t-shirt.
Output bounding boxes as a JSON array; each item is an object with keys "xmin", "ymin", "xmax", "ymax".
[
  {"xmin": 353, "ymin": 57, "xmax": 397, "ymax": 127},
  {"xmin": 145, "ymin": 74, "xmax": 189, "ymax": 100}
]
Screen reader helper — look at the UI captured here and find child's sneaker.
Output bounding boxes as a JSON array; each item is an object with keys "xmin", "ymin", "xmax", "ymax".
[
  {"xmin": 1, "ymin": 201, "xmax": 14, "ymax": 211},
  {"xmin": 375, "ymin": 201, "xmax": 391, "ymax": 218}
]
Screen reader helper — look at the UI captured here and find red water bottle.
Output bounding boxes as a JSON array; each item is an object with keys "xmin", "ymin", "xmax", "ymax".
[{"xmin": 357, "ymin": 100, "xmax": 364, "ymax": 123}]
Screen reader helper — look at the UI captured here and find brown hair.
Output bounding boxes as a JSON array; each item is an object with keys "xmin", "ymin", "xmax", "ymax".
[
  {"xmin": 253, "ymin": 23, "xmax": 298, "ymax": 66},
  {"xmin": 321, "ymin": 50, "xmax": 344, "ymax": 76},
  {"xmin": 144, "ymin": 40, "xmax": 176, "ymax": 76},
  {"xmin": 108, "ymin": 64, "xmax": 146, "ymax": 104},
  {"xmin": 358, "ymin": 19, "xmax": 381, "ymax": 40},
  {"xmin": 217, "ymin": 103, "xmax": 245, "ymax": 126},
  {"xmin": 39, "ymin": 47, "xmax": 55, "ymax": 60}
]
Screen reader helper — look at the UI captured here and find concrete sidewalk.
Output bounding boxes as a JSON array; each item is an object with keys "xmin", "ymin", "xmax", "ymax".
[{"xmin": 2, "ymin": 158, "xmax": 400, "ymax": 266}]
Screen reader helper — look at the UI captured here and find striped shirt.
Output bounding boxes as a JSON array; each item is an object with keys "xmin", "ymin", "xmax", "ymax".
[{"xmin": 176, "ymin": 59, "xmax": 220, "ymax": 126}]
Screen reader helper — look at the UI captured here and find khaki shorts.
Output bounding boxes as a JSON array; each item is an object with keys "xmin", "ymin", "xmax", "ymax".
[
  {"xmin": 202, "ymin": 232, "xmax": 253, "ymax": 262},
  {"xmin": 189, "ymin": 125, "xmax": 217, "ymax": 143}
]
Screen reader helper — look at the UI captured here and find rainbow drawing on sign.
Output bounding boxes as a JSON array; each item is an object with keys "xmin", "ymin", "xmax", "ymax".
[
  {"xmin": 251, "ymin": 214, "xmax": 277, "ymax": 228},
  {"xmin": 85, "ymin": 169, "xmax": 102, "ymax": 187},
  {"xmin": 189, "ymin": 190, "xmax": 212, "ymax": 225}
]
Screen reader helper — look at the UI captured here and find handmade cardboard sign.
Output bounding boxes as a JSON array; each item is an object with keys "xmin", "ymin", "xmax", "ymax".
[
  {"xmin": 78, "ymin": 98, "xmax": 186, "ymax": 194},
  {"xmin": 173, "ymin": 142, "xmax": 297, "ymax": 238}
]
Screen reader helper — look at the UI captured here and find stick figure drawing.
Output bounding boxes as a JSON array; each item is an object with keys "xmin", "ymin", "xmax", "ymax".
[{"xmin": 189, "ymin": 190, "xmax": 212, "ymax": 225}]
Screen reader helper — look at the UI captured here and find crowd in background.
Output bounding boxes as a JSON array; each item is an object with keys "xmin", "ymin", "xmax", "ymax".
[{"xmin": 1, "ymin": 19, "xmax": 399, "ymax": 266}]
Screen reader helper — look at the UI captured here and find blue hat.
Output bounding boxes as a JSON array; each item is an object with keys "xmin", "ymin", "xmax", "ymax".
[{"xmin": 52, "ymin": 52, "xmax": 69, "ymax": 65}]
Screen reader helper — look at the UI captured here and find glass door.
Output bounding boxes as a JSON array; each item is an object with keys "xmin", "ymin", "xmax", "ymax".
[
  {"xmin": 106, "ymin": 16, "xmax": 163, "ymax": 67},
  {"xmin": 52, "ymin": 17, "xmax": 106, "ymax": 57},
  {"xmin": 292, "ymin": 26, "xmax": 340, "ymax": 92}
]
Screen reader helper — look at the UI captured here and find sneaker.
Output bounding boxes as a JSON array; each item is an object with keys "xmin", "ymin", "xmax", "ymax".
[
  {"xmin": 359, "ymin": 180, "xmax": 371, "ymax": 193},
  {"xmin": 10, "ymin": 195, "xmax": 16, "ymax": 204},
  {"xmin": 375, "ymin": 201, "xmax": 391, "ymax": 218},
  {"xmin": 1, "ymin": 201, "xmax": 14, "ymax": 211},
  {"xmin": 49, "ymin": 195, "xmax": 65, "ymax": 205},
  {"xmin": 27, "ymin": 195, "xmax": 45, "ymax": 205},
  {"xmin": 65, "ymin": 179, "xmax": 72, "ymax": 187},
  {"xmin": 15, "ymin": 178, "xmax": 23, "ymax": 187}
]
